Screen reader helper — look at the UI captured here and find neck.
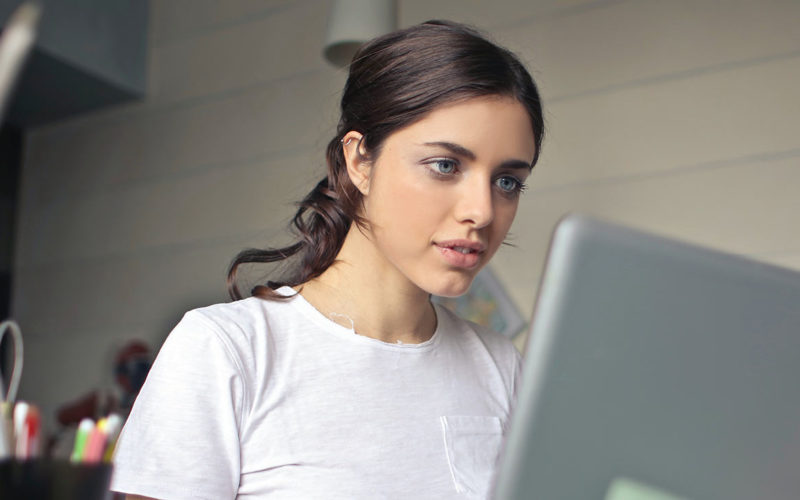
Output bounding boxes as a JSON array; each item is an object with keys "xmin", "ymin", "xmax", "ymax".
[{"xmin": 297, "ymin": 224, "xmax": 437, "ymax": 344}]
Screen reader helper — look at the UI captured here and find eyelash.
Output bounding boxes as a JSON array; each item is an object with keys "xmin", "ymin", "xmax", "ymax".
[{"xmin": 423, "ymin": 158, "xmax": 528, "ymax": 197}]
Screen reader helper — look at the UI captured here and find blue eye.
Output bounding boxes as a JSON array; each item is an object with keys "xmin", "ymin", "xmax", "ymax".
[
  {"xmin": 495, "ymin": 176, "xmax": 525, "ymax": 195},
  {"xmin": 432, "ymin": 159, "xmax": 457, "ymax": 175}
]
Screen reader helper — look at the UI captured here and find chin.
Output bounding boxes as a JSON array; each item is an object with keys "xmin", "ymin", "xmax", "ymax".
[{"xmin": 424, "ymin": 275, "xmax": 476, "ymax": 298}]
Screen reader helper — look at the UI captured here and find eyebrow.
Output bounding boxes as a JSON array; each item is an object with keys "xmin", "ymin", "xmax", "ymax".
[{"xmin": 422, "ymin": 141, "xmax": 533, "ymax": 171}]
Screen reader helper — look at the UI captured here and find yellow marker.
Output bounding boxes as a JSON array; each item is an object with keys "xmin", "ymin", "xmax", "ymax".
[
  {"xmin": 0, "ymin": 402, "xmax": 14, "ymax": 460},
  {"xmin": 102, "ymin": 413, "xmax": 124, "ymax": 462}
]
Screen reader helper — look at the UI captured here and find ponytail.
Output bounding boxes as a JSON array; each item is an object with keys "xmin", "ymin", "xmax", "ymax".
[{"xmin": 227, "ymin": 136, "xmax": 366, "ymax": 300}]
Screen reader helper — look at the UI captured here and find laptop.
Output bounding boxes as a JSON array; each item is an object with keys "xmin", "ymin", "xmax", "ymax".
[{"xmin": 493, "ymin": 214, "xmax": 800, "ymax": 500}]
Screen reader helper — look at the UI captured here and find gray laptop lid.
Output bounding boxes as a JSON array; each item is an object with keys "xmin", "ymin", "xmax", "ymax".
[{"xmin": 494, "ymin": 215, "xmax": 800, "ymax": 500}]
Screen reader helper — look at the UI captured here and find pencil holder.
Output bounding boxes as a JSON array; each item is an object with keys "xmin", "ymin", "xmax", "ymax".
[{"xmin": 0, "ymin": 459, "xmax": 113, "ymax": 500}]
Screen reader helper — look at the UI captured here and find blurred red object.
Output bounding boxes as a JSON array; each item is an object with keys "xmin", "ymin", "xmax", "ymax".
[{"xmin": 56, "ymin": 340, "xmax": 152, "ymax": 426}]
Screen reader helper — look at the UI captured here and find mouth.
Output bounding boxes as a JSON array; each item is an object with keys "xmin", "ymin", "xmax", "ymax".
[
  {"xmin": 434, "ymin": 240, "xmax": 487, "ymax": 269},
  {"xmin": 435, "ymin": 239, "xmax": 487, "ymax": 254},
  {"xmin": 446, "ymin": 246, "xmax": 479, "ymax": 255}
]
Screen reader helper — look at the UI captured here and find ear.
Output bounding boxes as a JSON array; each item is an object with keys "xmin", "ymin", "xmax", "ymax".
[{"xmin": 342, "ymin": 131, "xmax": 371, "ymax": 196}]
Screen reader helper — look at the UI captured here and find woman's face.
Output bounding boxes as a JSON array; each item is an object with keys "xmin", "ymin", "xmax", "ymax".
[{"xmin": 349, "ymin": 96, "xmax": 536, "ymax": 298}]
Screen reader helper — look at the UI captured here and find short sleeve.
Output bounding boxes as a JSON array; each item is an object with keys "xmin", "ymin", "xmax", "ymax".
[{"xmin": 110, "ymin": 311, "xmax": 245, "ymax": 499}]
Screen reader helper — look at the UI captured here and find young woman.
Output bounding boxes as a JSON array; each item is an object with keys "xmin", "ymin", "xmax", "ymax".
[{"xmin": 111, "ymin": 20, "xmax": 544, "ymax": 500}]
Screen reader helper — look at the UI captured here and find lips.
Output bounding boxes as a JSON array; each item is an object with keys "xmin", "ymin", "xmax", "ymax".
[{"xmin": 434, "ymin": 239, "xmax": 486, "ymax": 269}]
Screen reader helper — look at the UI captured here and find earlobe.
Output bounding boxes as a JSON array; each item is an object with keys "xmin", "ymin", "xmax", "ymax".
[{"xmin": 342, "ymin": 131, "xmax": 371, "ymax": 195}]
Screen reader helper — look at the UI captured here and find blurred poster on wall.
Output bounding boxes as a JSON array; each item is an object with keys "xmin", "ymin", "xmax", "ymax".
[{"xmin": 433, "ymin": 266, "xmax": 525, "ymax": 339}]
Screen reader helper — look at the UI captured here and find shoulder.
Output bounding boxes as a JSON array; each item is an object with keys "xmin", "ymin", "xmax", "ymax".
[
  {"xmin": 163, "ymin": 296, "xmax": 305, "ymax": 372},
  {"xmin": 185, "ymin": 296, "xmax": 276, "ymax": 333},
  {"xmin": 181, "ymin": 294, "xmax": 305, "ymax": 340}
]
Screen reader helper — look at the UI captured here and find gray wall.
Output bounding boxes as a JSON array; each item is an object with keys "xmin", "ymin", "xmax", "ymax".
[
  {"xmin": 11, "ymin": 0, "xmax": 800, "ymax": 429},
  {"xmin": 0, "ymin": 0, "xmax": 147, "ymax": 93}
]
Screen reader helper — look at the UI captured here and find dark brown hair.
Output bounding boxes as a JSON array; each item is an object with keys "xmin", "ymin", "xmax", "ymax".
[{"xmin": 227, "ymin": 20, "xmax": 544, "ymax": 300}]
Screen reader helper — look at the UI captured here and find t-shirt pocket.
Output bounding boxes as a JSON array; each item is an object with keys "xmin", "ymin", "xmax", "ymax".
[{"xmin": 440, "ymin": 415, "xmax": 504, "ymax": 498}]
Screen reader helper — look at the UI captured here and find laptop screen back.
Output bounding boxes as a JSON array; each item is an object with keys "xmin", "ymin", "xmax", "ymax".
[{"xmin": 494, "ymin": 215, "xmax": 800, "ymax": 500}]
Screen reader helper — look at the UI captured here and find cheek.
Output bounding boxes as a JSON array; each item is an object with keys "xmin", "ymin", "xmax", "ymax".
[
  {"xmin": 488, "ymin": 202, "xmax": 519, "ymax": 249},
  {"xmin": 367, "ymin": 171, "xmax": 446, "ymax": 234}
]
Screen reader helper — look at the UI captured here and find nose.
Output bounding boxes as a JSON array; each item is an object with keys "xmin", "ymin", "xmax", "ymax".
[{"xmin": 455, "ymin": 177, "xmax": 494, "ymax": 229}]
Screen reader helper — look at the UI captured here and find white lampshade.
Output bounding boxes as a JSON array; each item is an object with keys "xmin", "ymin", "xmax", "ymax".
[{"xmin": 323, "ymin": 0, "xmax": 397, "ymax": 67}]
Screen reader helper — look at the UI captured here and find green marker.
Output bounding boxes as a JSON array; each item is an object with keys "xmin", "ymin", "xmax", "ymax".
[{"xmin": 70, "ymin": 418, "xmax": 94, "ymax": 463}]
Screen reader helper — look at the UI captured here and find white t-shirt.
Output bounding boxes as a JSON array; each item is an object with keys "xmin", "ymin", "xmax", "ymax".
[{"xmin": 111, "ymin": 288, "xmax": 522, "ymax": 499}]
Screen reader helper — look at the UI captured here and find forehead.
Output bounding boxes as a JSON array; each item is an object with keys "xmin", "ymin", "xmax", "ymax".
[{"xmin": 381, "ymin": 96, "xmax": 537, "ymax": 162}]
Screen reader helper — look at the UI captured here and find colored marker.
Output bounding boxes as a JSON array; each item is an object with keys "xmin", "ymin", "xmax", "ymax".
[
  {"xmin": 71, "ymin": 418, "xmax": 94, "ymax": 463},
  {"xmin": 0, "ymin": 402, "xmax": 13, "ymax": 460},
  {"xmin": 22, "ymin": 404, "xmax": 40, "ymax": 458},
  {"xmin": 13, "ymin": 401, "xmax": 28, "ymax": 459},
  {"xmin": 83, "ymin": 419, "xmax": 108, "ymax": 463},
  {"xmin": 102, "ymin": 413, "xmax": 124, "ymax": 462}
]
